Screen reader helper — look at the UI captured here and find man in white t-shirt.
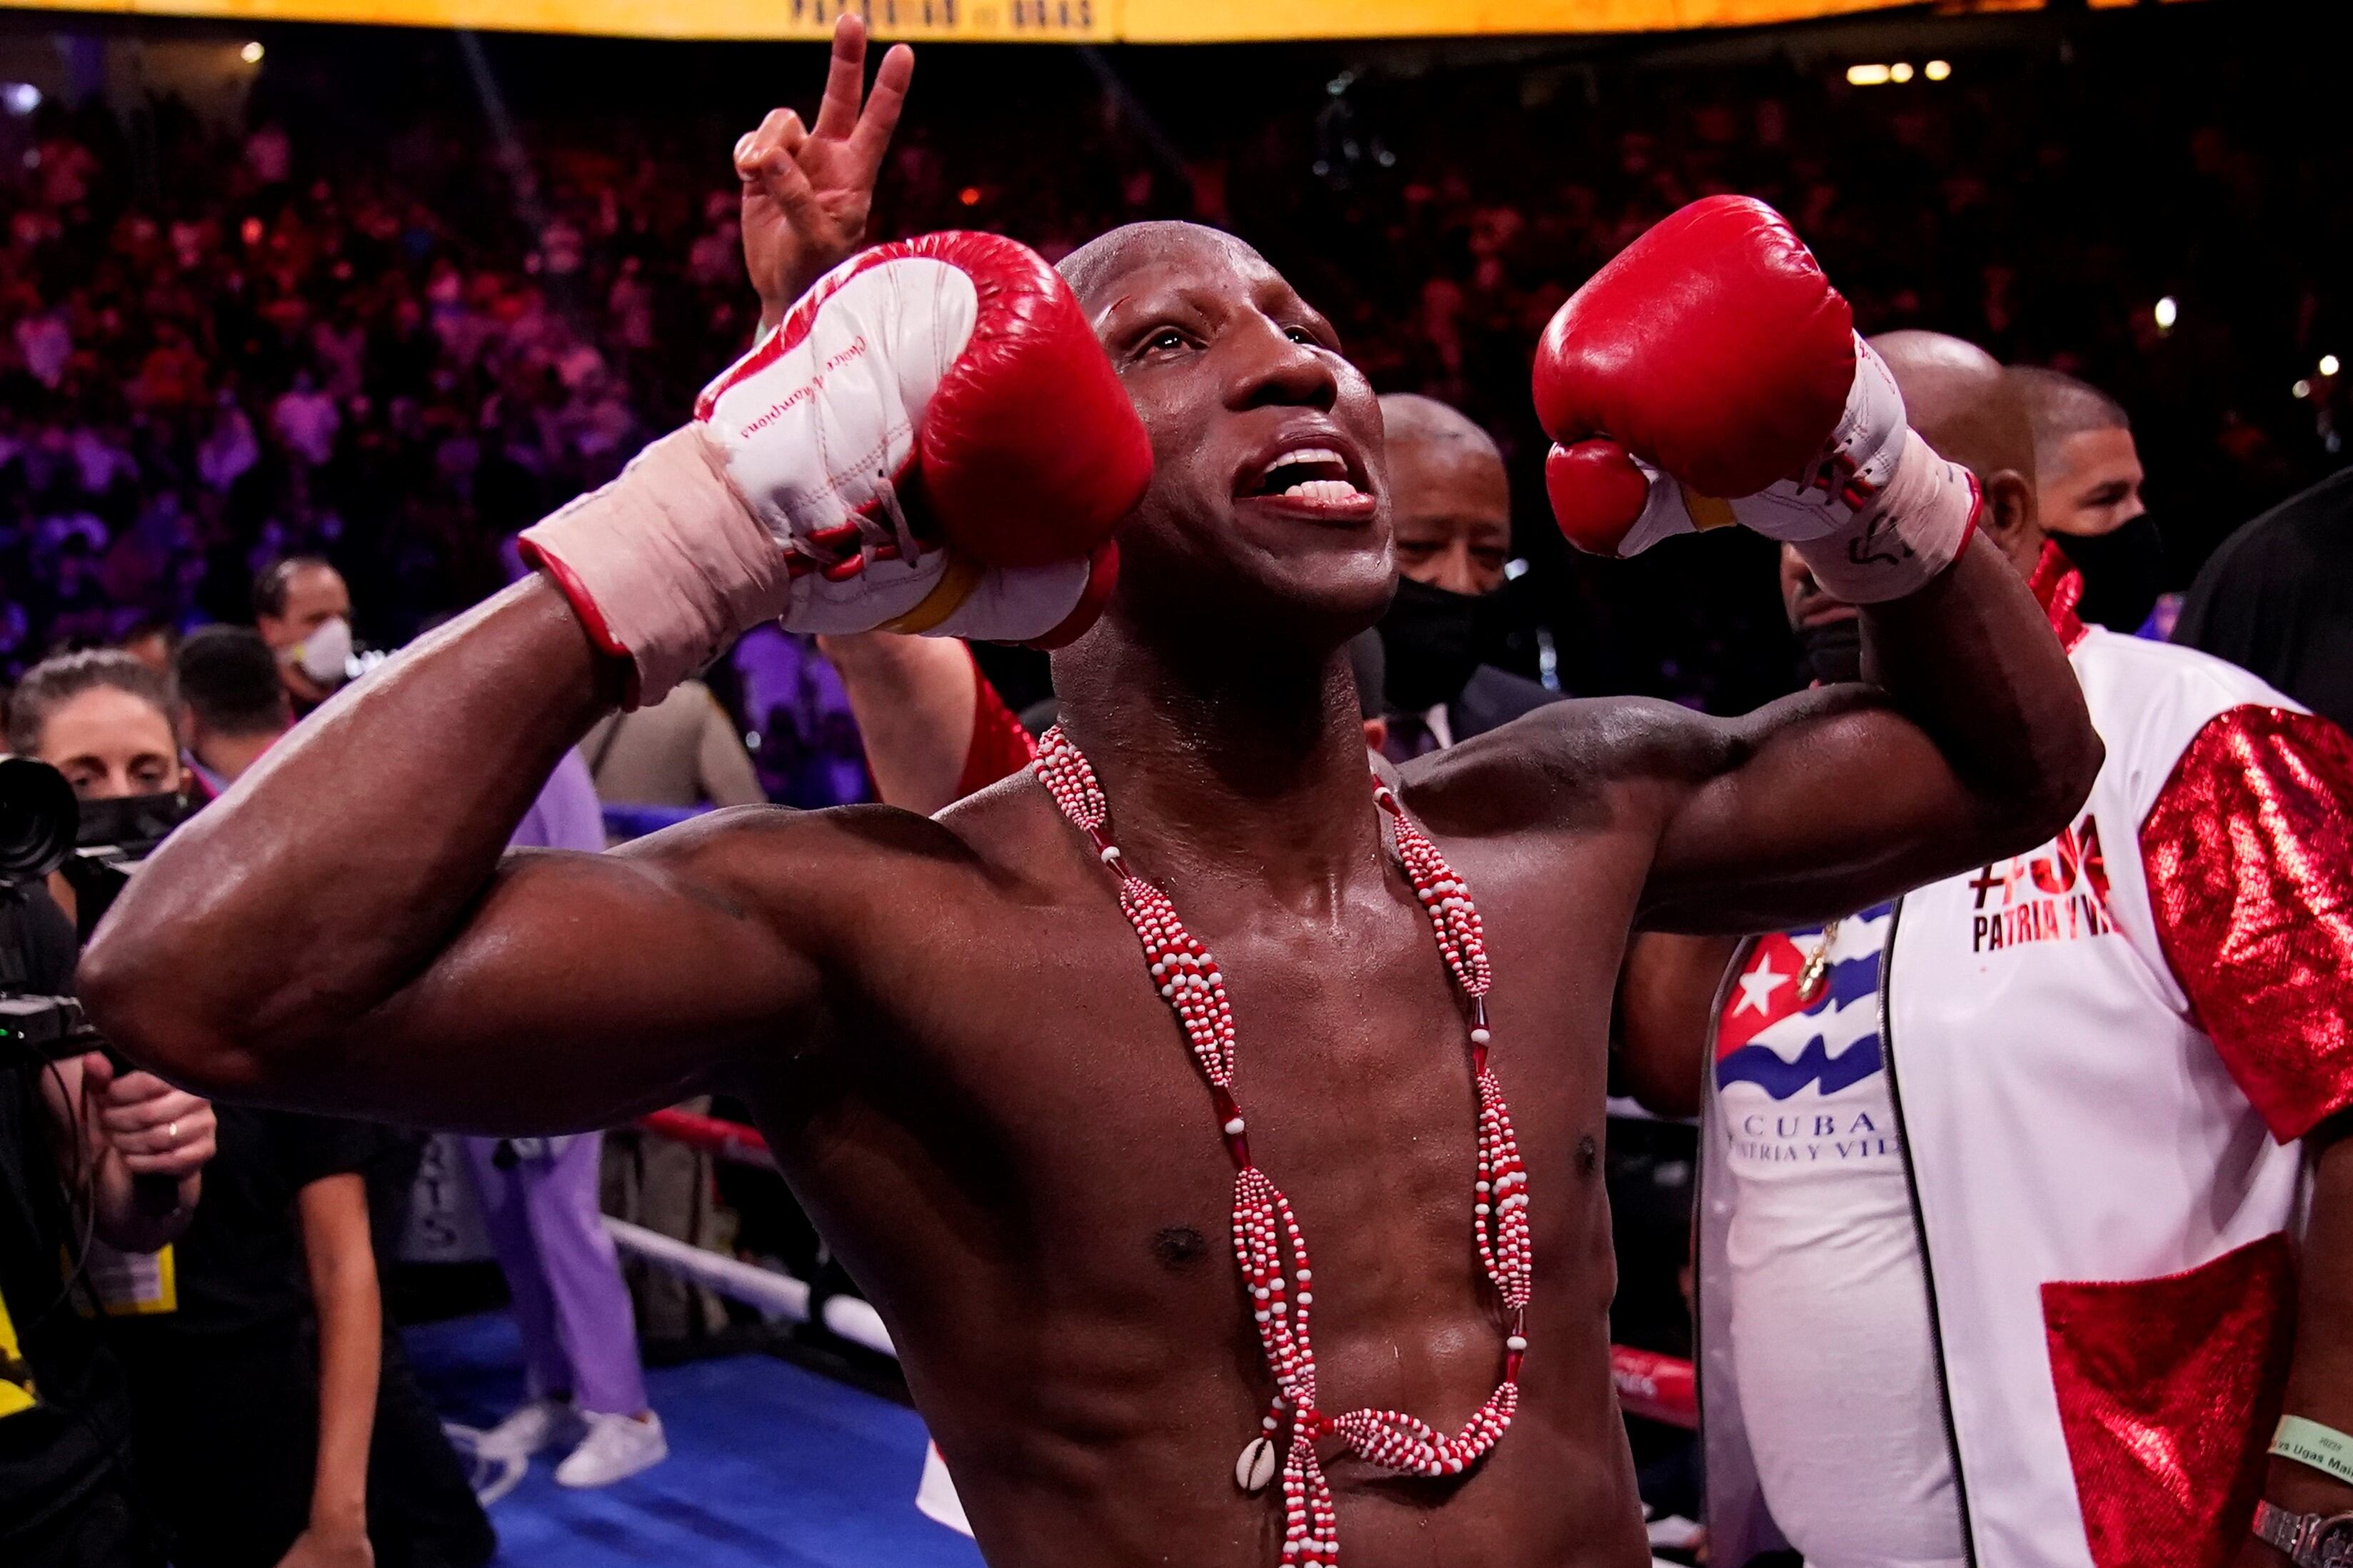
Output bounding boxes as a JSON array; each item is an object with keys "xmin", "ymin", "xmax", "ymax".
[
  {"xmin": 1620, "ymin": 333, "xmax": 2353, "ymax": 1568},
  {"xmin": 1705, "ymin": 900, "xmax": 1963, "ymax": 1568}
]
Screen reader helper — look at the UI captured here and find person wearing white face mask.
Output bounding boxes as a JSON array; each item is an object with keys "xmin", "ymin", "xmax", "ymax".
[{"xmin": 252, "ymin": 557, "xmax": 356, "ymax": 715}]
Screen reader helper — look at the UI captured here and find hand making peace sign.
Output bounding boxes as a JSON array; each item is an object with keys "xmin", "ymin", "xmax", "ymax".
[{"xmin": 736, "ymin": 14, "xmax": 915, "ymax": 335}]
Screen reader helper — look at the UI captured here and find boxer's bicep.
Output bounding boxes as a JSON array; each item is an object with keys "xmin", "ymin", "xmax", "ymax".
[
  {"xmin": 1638, "ymin": 688, "xmax": 2006, "ymax": 933},
  {"xmin": 266, "ymin": 810, "xmax": 883, "ymax": 1133}
]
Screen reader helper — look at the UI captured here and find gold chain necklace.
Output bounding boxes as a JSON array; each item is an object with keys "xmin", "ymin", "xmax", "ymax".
[{"xmin": 1794, "ymin": 917, "xmax": 1844, "ymax": 1005}]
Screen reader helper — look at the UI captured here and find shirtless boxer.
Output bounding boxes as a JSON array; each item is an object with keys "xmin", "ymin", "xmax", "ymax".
[{"xmin": 78, "ymin": 57, "xmax": 2098, "ymax": 1568}]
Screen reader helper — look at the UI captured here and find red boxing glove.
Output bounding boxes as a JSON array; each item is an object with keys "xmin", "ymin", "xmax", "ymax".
[
  {"xmin": 711, "ymin": 231, "xmax": 1150, "ymax": 573},
  {"xmin": 523, "ymin": 233, "xmax": 1148, "ymax": 703},
  {"xmin": 1532, "ymin": 196, "xmax": 1975, "ymax": 601},
  {"xmin": 1535, "ymin": 194, "xmax": 1855, "ymax": 518}
]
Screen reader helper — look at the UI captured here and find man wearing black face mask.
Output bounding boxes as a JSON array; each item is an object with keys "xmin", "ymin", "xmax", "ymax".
[
  {"xmin": 2013, "ymin": 367, "xmax": 2163, "ymax": 634},
  {"xmin": 1373, "ymin": 393, "xmax": 1561, "ymax": 759}
]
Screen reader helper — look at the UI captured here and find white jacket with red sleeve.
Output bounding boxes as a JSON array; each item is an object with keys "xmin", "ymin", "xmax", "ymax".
[{"xmin": 1700, "ymin": 546, "xmax": 2353, "ymax": 1568}]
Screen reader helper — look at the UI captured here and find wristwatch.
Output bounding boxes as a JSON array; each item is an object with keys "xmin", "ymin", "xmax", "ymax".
[{"xmin": 2254, "ymin": 1500, "xmax": 2353, "ymax": 1567}]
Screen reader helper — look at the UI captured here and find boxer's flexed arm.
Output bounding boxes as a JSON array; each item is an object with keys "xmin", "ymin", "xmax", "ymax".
[
  {"xmin": 79, "ymin": 581, "xmax": 824, "ymax": 1130},
  {"xmin": 1635, "ymin": 535, "xmax": 2090, "ymax": 930},
  {"xmin": 1521, "ymin": 197, "xmax": 2099, "ymax": 932},
  {"xmin": 84, "ymin": 233, "xmax": 1149, "ymax": 1131}
]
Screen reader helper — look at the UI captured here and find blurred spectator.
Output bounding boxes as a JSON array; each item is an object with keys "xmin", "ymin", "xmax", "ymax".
[
  {"xmin": 271, "ymin": 373, "xmax": 341, "ymax": 470},
  {"xmin": 1622, "ymin": 335, "xmax": 2353, "ymax": 1568},
  {"xmin": 252, "ymin": 557, "xmax": 355, "ymax": 715},
  {"xmin": 463, "ymin": 750, "xmax": 667, "ymax": 1489},
  {"xmin": 2014, "ymin": 366, "xmax": 2161, "ymax": 633},
  {"xmin": 116, "ymin": 618, "xmax": 176, "ymax": 677},
  {"xmin": 170, "ymin": 628, "xmax": 486, "ymax": 1567},
  {"xmin": 7, "ymin": 650, "xmax": 488, "ymax": 1568},
  {"xmin": 173, "ymin": 625, "xmax": 294, "ymax": 796},
  {"xmin": 0, "ymin": 866, "xmax": 210, "ymax": 1568},
  {"xmin": 6, "ymin": 649, "xmax": 181, "ymax": 803},
  {"xmin": 579, "ymin": 680, "xmax": 763, "ymax": 811},
  {"xmin": 1373, "ymin": 393, "xmax": 1560, "ymax": 758}
]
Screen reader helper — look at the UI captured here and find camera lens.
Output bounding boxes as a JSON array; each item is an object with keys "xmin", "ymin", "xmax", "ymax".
[{"xmin": 0, "ymin": 757, "xmax": 79, "ymax": 882}]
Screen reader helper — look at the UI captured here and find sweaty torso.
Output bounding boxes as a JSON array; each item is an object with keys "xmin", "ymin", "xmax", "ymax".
[{"xmin": 737, "ymin": 720, "xmax": 1657, "ymax": 1568}]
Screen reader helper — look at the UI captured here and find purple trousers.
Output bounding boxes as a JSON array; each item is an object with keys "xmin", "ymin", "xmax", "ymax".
[{"xmin": 461, "ymin": 1132, "xmax": 648, "ymax": 1417}]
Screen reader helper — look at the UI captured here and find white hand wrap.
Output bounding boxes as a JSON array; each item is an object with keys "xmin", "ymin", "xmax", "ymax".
[
  {"xmin": 1725, "ymin": 337, "xmax": 1980, "ymax": 603},
  {"xmin": 1787, "ymin": 426, "xmax": 1980, "ymax": 603},
  {"xmin": 522, "ymin": 434, "xmax": 1104, "ymax": 705},
  {"xmin": 521, "ymin": 426, "xmax": 788, "ymax": 705},
  {"xmin": 520, "ymin": 244, "xmax": 1118, "ymax": 706}
]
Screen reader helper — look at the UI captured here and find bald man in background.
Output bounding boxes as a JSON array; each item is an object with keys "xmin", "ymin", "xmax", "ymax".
[
  {"xmin": 2012, "ymin": 366, "xmax": 2159, "ymax": 633},
  {"xmin": 1372, "ymin": 393, "xmax": 1560, "ymax": 758},
  {"xmin": 1618, "ymin": 332, "xmax": 2353, "ymax": 1568},
  {"xmin": 818, "ymin": 392, "xmax": 1560, "ymax": 810}
]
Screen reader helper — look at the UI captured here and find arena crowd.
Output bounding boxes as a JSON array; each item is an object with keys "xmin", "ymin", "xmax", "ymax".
[{"xmin": 1, "ymin": 5, "xmax": 2344, "ymax": 713}]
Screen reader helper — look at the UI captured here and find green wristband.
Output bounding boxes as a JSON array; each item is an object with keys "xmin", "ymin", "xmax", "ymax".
[{"xmin": 2273, "ymin": 1415, "xmax": 2353, "ymax": 1488}]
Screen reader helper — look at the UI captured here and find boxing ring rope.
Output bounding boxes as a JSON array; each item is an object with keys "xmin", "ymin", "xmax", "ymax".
[{"xmin": 623, "ymin": 1107, "xmax": 1700, "ymax": 1430}]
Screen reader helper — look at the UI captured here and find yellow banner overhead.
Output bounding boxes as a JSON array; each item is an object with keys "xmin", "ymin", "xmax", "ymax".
[
  {"xmin": 1124, "ymin": 0, "xmax": 1900, "ymax": 41},
  {"xmin": 0, "ymin": 0, "xmax": 1927, "ymax": 40},
  {"xmin": 0, "ymin": 0, "xmax": 1115, "ymax": 39}
]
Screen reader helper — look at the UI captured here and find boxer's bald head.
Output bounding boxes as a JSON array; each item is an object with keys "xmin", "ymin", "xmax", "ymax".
[
  {"xmin": 1053, "ymin": 221, "xmax": 1393, "ymax": 675},
  {"xmin": 1870, "ymin": 330, "xmax": 2043, "ymax": 578},
  {"xmin": 1058, "ymin": 221, "xmax": 1256, "ymax": 314}
]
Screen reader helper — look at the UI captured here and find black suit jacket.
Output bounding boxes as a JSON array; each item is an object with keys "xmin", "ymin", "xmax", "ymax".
[
  {"xmin": 2174, "ymin": 465, "xmax": 2353, "ymax": 733},
  {"xmin": 1446, "ymin": 663, "xmax": 1565, "ymax": 742}
]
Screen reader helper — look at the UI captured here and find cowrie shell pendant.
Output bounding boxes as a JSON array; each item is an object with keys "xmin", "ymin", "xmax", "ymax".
[{"xmin": 1235, "ymin": 1436, "xmax": 1278, "ymax": 1492}]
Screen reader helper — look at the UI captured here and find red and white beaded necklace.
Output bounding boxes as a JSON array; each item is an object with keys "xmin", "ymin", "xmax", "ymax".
[{"xmin": 1033, "ymin": 726, "xmax": 1532, "ymax": 1567}]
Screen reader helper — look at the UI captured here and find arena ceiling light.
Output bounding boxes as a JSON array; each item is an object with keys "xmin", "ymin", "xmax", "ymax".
[
  {"xmin": 240, "ymin": 41, "xmax": 265, "ymax": 63},
  {"xmin": 2294, "ymin": 380, "xmax": 2314, "ymax": 400},
  {"xmin": 2154, "ymin": 296, "xmax": 2179, "ymax": 332},
  {"xmin": 2322, "ymin": 354, "xmax": 2343, "ymax": 378},
  {"xmin": 1, "ymin": 81, "xmax": 40, "ymax": 116},
  {"xmin": 1848, "ymin": 61, "xmax": 1946, "ymax": 87}
]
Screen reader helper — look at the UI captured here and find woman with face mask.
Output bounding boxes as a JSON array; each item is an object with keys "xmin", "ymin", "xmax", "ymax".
[
  {"xmin": 7, "ymin": 652, "xmax": 493, "ymax": 1568},
  {"xmin": 9, "ymin": 651, "xmax": 187, "ymax": 806},
  {"xmin": 0, "ymin": 654, "xmax": 211, "ymax": 1568}
]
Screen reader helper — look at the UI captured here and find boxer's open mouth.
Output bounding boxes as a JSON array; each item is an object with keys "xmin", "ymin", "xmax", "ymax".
[{"xmin": 1236, "ymin": 441, "xmax": 1377, "ymax": 518}]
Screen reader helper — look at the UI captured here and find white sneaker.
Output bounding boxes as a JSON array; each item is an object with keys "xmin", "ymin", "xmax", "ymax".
[
  {"xmin": 476, "ymin": 1397, "xmax": 580, "ymax": 1462},
  {"xmin": 554, "ymin": 1410, "xmax": 668, "ymax": 1489}
]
